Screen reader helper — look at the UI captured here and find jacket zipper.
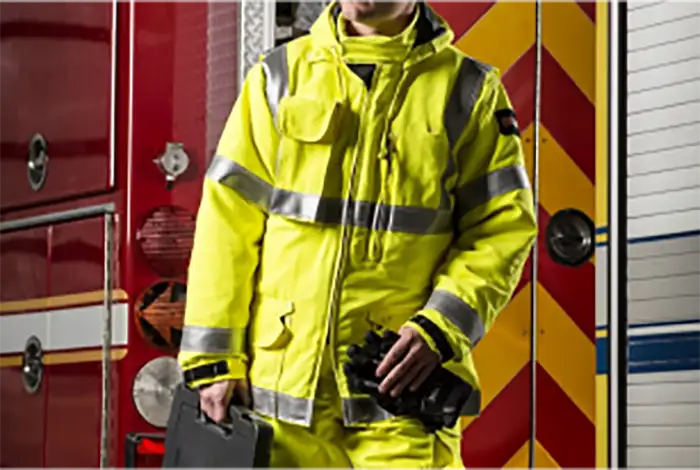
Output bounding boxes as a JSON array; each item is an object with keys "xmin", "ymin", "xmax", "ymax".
[
  {"xmin": 325, "ymin": 85, "xmax": 370, "ymax": 350},
  {"xmin": 367, "ymin": 135, "xmax": 393, "ymax": 263}
]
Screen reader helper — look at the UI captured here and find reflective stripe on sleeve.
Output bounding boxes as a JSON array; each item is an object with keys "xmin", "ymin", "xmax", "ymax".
[
  {"xmin": 206, "ymin": 155, "xmax": 274, "ymax": 210},
  {"xmin": 455, "ymin": 164, "xmax": 530, "ymax": 220},
  {"xmin": 179, "ymin": 325, "xmax": 246, "ymax": 355},
  {"xmin": 425, "ymin": 289, "xmax": 485, "ymax": 346}
]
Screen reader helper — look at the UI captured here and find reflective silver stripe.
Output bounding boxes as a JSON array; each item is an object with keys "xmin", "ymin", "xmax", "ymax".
[
  {"xmin": 251, "ymin": 386, "xmax": 313, "ymax": 426},
  {"xmin": 455, "ymin": 164, "xmax": 531, "ymax": 219},
  {"xmin": 444, "ymin": 57, "xmax": 492, "ymax": 151},
  {"xmin": 207, "ymin": 155, "xmax": 453, "ymax": 234},
  {"xmin": 252, "ymin": 385, "xmax": 481, "ymax": 427},
  {"xmin": 425, "ymin": 290, "xmax": 485, "ymax": 346},
  {"xmin": 206, "ymin": 155, "xmax": 273, "ymax": 209},
  {"xmin": 251, "ymin": 386, "xmax": 395, "ymax": 426},
  {"xmin": 261, "ymin": 44, "xmax": 289, "ymax": 120},
  {"xmin": 179, "ymin": 325, "xmax": 245, "ymax": 355}
]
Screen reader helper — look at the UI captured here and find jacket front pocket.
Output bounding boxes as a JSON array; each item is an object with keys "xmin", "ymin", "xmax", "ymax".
[
  {"xmin": 249, "ymin": 296, "xmax": 294, "ymax": 351},
  {"xmin": 275, "ymin": 96, "xmax": 344, "ymax": 198},
  {"xmin": 390, "ymin": 121, "xmax": 451, "ymax": 210}
]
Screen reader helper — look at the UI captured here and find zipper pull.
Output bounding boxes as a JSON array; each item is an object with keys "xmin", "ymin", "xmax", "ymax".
[{"xmin": 384, "ymin": 135, "xmax": 393, "ymax": 175}]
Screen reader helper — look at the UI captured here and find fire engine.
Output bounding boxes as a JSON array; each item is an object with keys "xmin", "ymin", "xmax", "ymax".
[{"xmin": 1, "ymin": 1, "xmax": 698, "ymax": 468}]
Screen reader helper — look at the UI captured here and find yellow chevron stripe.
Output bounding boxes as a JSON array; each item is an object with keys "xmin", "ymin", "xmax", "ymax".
[
  {"xmin": 536, "ymin": 283, "xmax": 595, "ymax": 423},
  {"xmin": 472, "ymin": 286, "xmax": 532, "ymax": 408},
  {"xmin": 540, "ymin": 125, "xmax": 595, "ymax": 221},
  {"xmin": 0, "ymin": 348, "xmax": 128, "ymax": 368},
  {"xmin": 0, "ymin": 289, "xmax": 129, "ymax": 314},
  {"xmin": 503, "ymin": 441, "xmax": 539, "ymax": 470},
  {"xmin": 596, "ymin": 0, "xmax": 609, "ymax": 229},
  {"xmin": 455, "ymin": 2, "xmax": 535, "ymax": 73},
  {"xmin": 596, "ymin": 374, "xmax": 609, "ymax": 468},
  {"xmin": 542, "ymin": 0, "xmax": 595, "ymax": 103},
  {"xmin": 505, "ymin": 439, "xmax": 562, "ymax": 468}
]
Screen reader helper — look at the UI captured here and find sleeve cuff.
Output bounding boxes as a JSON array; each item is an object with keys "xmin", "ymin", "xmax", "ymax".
[
  {"xmin": 180, "ymin": 357, "xmax": 248, "ymax": 389},
  {"xmin": 406, "ymin": 314, "xmax": 456, "ymax": 363},
  {"xmin": 417, "ymin": 307, "xmax": 475, "ymax": 364}
]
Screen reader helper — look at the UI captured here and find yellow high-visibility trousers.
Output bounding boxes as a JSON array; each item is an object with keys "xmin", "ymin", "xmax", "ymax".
[{"xmin": 260, "ymin": 348, "xmax": 464, "ymax": 468}]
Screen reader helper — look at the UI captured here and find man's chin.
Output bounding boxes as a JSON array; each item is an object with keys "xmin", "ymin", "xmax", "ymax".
[{"xmin": 348, "ymin": 12, "xmax": 385, "ymax": 27}]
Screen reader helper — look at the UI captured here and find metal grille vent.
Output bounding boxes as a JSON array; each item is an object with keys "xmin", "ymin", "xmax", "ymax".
[{"xmin": 135, "ymin": 205, "xmax": 195, "ymax": 278}]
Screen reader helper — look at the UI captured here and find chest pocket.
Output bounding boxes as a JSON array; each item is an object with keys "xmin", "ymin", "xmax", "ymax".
[
  {"xmin": 390, "ymin": 121, "xmax": 452, "ymax": 209},
  {"xmin": 276, "ymin": 96, "xmax": 343, "ymax": 196}
]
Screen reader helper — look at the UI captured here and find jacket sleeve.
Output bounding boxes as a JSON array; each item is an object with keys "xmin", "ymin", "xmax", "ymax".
[
  {"xmin": 178, "ymin": 63, "xmax": 279, "ymax": 388},
  {"xmin": 407, "ymin": 69, "xmax": 537, "ymax": 376}
]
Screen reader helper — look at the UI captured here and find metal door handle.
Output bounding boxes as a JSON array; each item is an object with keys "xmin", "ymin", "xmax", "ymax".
[
  {"xmin": 22, "ymin": 336, "xmax": 44, "ymax": 394},
  {"xmin": 27, "ymin": 133, "xmax": 49, "ymax": 192}
]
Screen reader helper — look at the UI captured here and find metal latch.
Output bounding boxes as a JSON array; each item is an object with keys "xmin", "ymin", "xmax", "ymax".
[
  {"xmin": 22, "ymin": 336, "xmax": 44, "ymax": 394},
  {"xmin": 545, "ymin": 208, "xmax": 595, "ymax": 267},
  {"xmin": 154, "ymin": 143, "xmax": 190, "ymax": 190},
  {"xmin": 27, "ymin": 133, "xmax": 49, "ymax": 192}
]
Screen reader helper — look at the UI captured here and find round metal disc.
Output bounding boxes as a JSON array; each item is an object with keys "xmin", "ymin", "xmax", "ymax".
[
  {"xmin": 545, "ymin": 208, "xmax": 595, "ymax": 267},
  {"xmin": 132, "ymin": 356, "xmax": 182, "ymax": 428}
]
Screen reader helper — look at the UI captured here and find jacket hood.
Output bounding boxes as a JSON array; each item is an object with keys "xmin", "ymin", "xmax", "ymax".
[{"xmin": 309, "ymin": 1, "xmax": 455, "ymax": 63}]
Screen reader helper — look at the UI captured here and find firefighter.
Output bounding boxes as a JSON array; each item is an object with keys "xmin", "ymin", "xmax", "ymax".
[{"xmin": 179, "ymin": 0, "xmax": 537, "ymax": 467}]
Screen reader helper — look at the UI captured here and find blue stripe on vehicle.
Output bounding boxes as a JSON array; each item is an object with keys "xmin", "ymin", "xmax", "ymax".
[
  {"xmin": 595, "ymin": 228, "xmax": 700, "ymax": 247},
  {"xmin": 596, "ymin": 330, "xmax": 700, "ymax": 375}
]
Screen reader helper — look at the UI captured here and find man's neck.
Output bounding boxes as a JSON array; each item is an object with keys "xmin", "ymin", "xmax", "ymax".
[{"xmin": 346, "ymin": 10, "xmax": 414, "ymax": 37}]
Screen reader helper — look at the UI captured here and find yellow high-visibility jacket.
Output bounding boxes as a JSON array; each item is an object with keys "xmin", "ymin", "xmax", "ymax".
[{"xmin": 179, "ymin": 1, "xmax": 537, "ymax": 427}]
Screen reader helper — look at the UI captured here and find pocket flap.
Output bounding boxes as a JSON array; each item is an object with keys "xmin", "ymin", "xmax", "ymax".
[
  {"xmin": 251, "ymin": 297, "xmax": 294, "ymax": 350},
  {"xmin": 278, "ymin": 96, "xmax": 340, "ymax": 143}
]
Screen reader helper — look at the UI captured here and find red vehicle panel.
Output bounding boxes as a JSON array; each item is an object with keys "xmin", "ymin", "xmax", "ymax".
[
  {"xmin": 0, "ymin": 2, "xmax": 115, "ymax": 211},
  {"xmin": 0, "ymin": 228, "xmax": 48, "ymax": 468}
]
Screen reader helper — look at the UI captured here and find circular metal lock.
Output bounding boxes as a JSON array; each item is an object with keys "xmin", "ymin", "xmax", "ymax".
[
  {"xmin": 545, "ymin": 208, "xmax": 595, "ymax": 267},
  {"xmin": 132, "ymin": 356, "xmax": 183, "ymax": 428},
  {"xmin": 27, "ymin": 133, "xmax": 49, "ymax": 192},
  {"xmin": 22, "ymin": 336, "xmax": 44, "ymax": 394}
]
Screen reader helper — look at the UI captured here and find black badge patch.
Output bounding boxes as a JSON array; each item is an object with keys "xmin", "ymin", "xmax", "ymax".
[{"xmin": 495, "ymin": 109, "xmax": 521, "ymax": 137}]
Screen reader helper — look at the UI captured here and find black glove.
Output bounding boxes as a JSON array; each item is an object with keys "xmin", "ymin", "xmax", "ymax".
[{"xmin": 344, "ymin": 330, "xmax": 474, "ymax": 432}]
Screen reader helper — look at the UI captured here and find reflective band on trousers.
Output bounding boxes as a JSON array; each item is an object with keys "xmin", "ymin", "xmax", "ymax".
[
  {"xmin": 251, "ymin": 385, "xmax": 482, "ymax": 426},
  {"xmin": 207, "ymin": 155, "xmax": 529, "ymax": 235},
  {"xmin": 425, "ymin": 290, "xmax": 485, "ymax": 346},
  {"xmin": 179, "ymin": 325, "xmax": 246, "ymax": 355}
]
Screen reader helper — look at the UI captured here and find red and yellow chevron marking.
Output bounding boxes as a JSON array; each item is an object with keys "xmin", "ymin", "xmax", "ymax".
[{"xmin": 430, "ymin": 1, "xmax": 596, "ymax": 467}]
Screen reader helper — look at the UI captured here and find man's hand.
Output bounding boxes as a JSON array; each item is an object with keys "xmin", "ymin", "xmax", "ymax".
[
  {"xmin": 375, "ymin": 326, "xmax": 440, "ymax": 398},
  {"xmin": 199, "ymin": 379, "xmax": 251, "ymax": 423}
]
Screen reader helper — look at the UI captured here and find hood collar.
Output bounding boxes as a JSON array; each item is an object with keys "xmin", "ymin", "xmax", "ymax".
[{"xmin": 308, "ymin": 1, "xmax": 454, "ymax": 65}]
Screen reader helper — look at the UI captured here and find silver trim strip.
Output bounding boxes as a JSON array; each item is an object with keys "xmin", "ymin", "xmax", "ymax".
[
  {"xmin": 180, "ymin": 325, "xmax": 246, "ymax": 355},
  {"xmin": 251, "ymin": 386, "xmax": 314, "ymax": 426},
  {"xmin": 100, "ymin": 211, "xmax": 115, "ymax": 468},
  {"xmin": 261, "ymin": 44, "xmax": 289, "ymax": 121},
  {"xmin": 425, "ymin": 290, "xmax": 485, "ymax": 346},
  {"xmin": 109, "ymin": 0, "xmax": 118, "ymax": 189},
  {"xmin": 444, "ymin": 57, "xmax": 492, "ymax": 151},
  {"xmin": 609, "ymin": 2, "xmax": 621, "ymax": 465},
  {"xmin": 455, "ymin": 164, "xmax": 531, "ymax": 219},
  {"xmin": 0, "ymin": 203, "xmax": 116, "ymax": 232},
  {"xmin": 251, "ymin": 383, "xmax": 482, "ymax": 427},
  {"xmin": 207, "ymin": 155, "xmax": 453, "ymax": 234}
]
